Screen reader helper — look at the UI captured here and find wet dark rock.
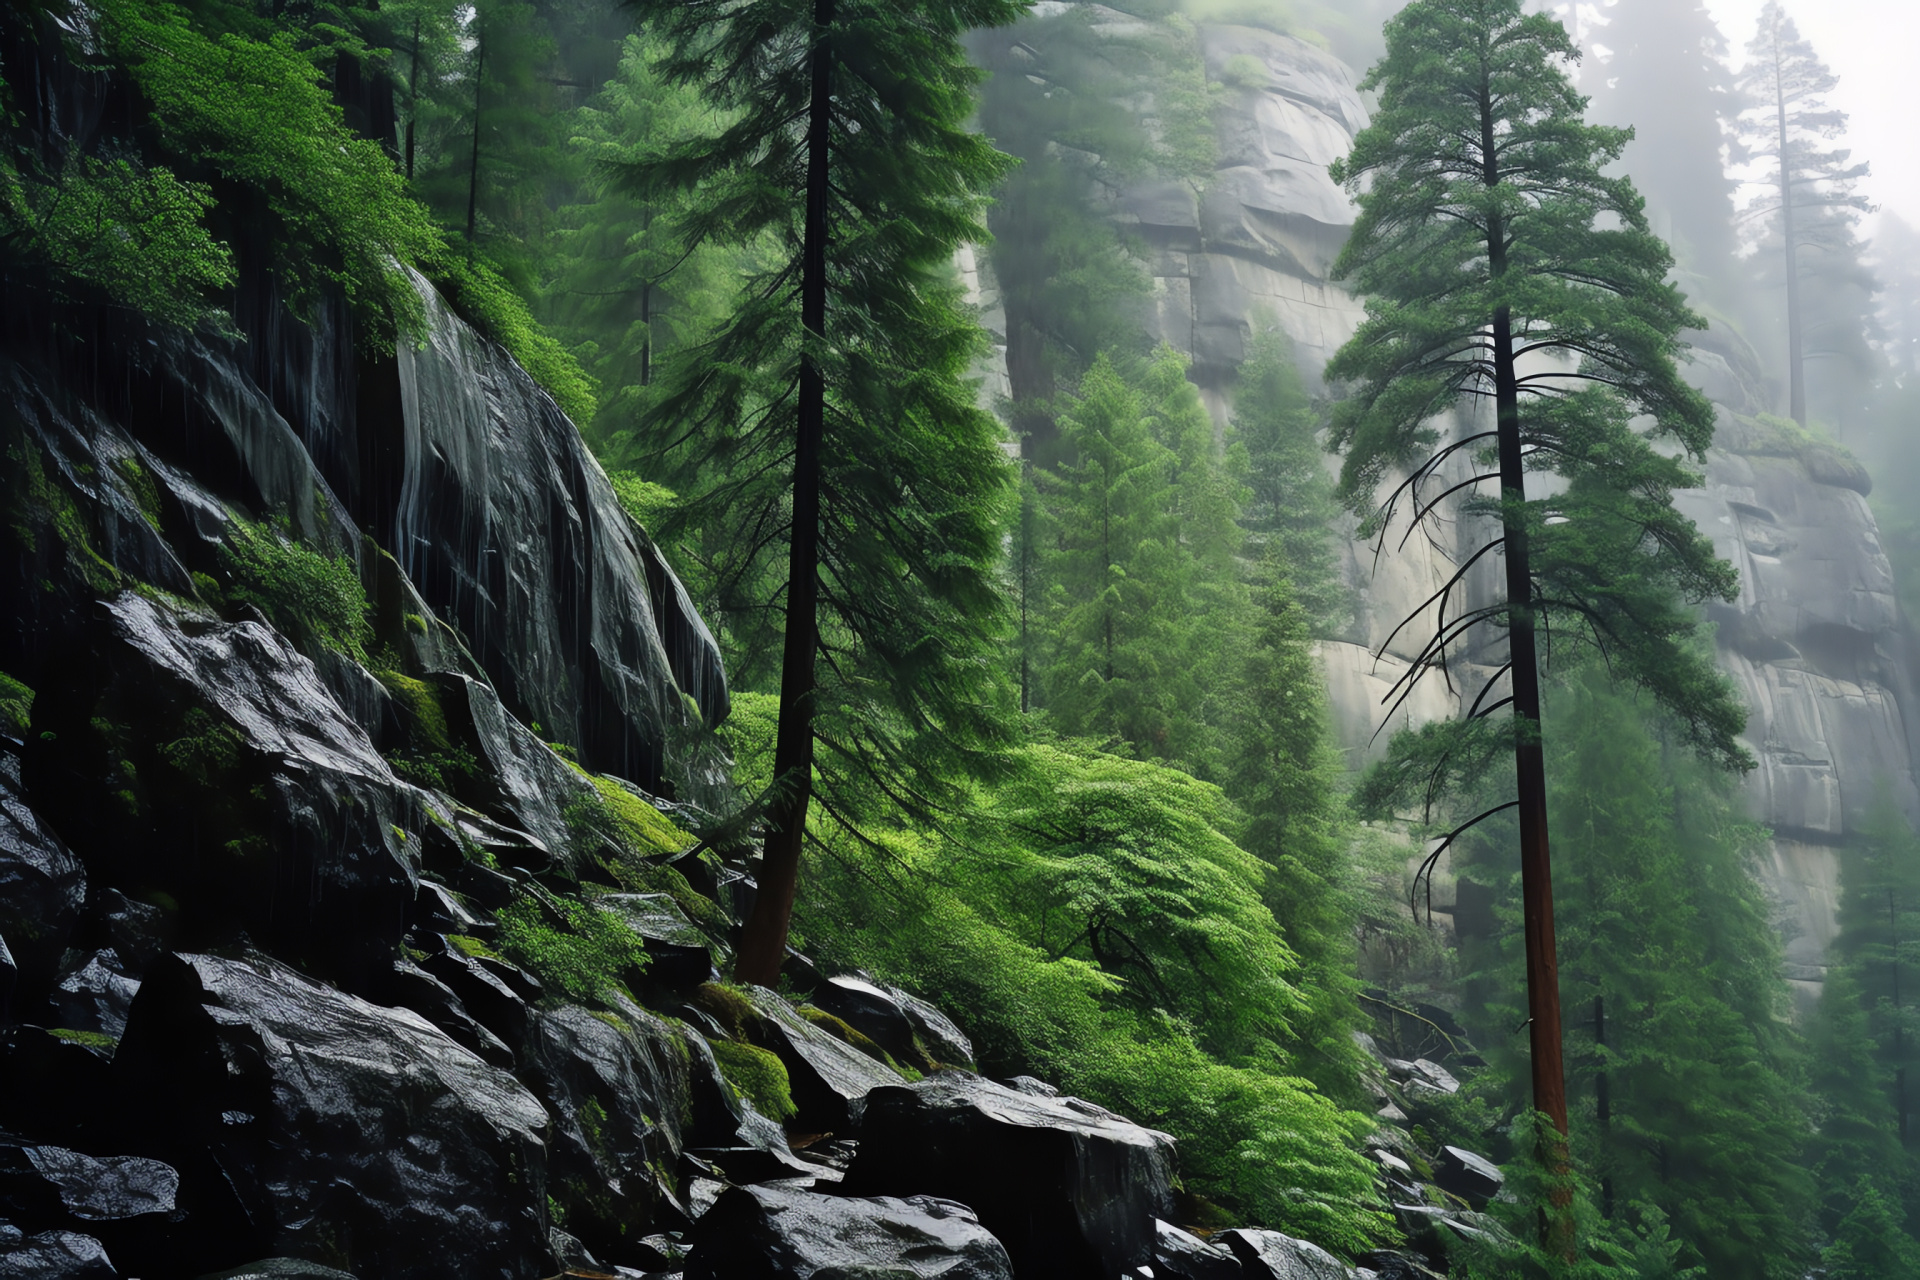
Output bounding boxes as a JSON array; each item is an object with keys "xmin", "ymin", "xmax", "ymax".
[
  {"xmin": 1216, "ymin": 1229, "xmax": 1351, "ymax": 1280},
  {"xmin": 25, "ymin": 594, "xmax": 420, "ymax": 972},
  {"xmin": 1002, "ymin": 1076, "xmax": 1056, "ymax": 1098},
  {"xmin": 599, "ymin": 895, "xmax": 714, "ymax": 990},
  {"xmin": 685, "ymin": 1184, "xmax": 1014, "ymax": 1280},
  {"xmin": 377, "ymin": 958, "xmax": 513, "ymax": 1067},
  {"xmin": 845, "ymin": 1072, "xmax": 1176, "ymax": 1280},
  {"xmin": 1434, "ymin": 1146, "xmax": 1503, "ymax": 1209},
  {"xmin": 410, "ymin": 882, "xmax": 490, "ymax": 939},
  {"xmin": 0, "ymin": 936, "xmax": 14, "ymax": 1021},
  {"xmin": 1402, "ymin": 1061, "xmax": 1458, "ymax": 1095},
  {"xmin": 432, "ymin": 674, "xmax": 590, "ymax": 869},
  {"xmin": 685, "ymin": 1178, "xmax": 726, "ymax": 1221},
  {"xmin": 887, "ymin": 988, "xmax": 973, "ymax": 1072},
  {"xmin": 743, "ymin": 988, "xmax": 903, "ymax": 1133},
  {"xmin": 50, "ymin": 952, "xmax": 139, "ymax": 1043},
  {"xmin": 778, "ymin": 949, "xmax": 823, "ymax": 995},
  {"xmin": 791, "ymin": 1138, "xmax": 857, "ymax": 1175},
  {"xmin": 1391, "ymin": 1205, "xmax": 1504, "ymax": 1263},
  {"xmin": 681, "ymin": 1031, "xmax": 751, "ymax": 1148},
  {"xmin": 811, "ymin": 976, "xmax": 915, "ymax": 1065},
  {"xmin": 0, "ymin": 1030, "xmax": 113, "ymax": 1143},
  {"xmin": 419, "ymin": 941, "xmax": 531, "ymax": 1047},
  {"xmin": 452, "ymin": 860, "xmax": 520, "ymax": 911},
  {"xmin": 634, "ymin": 1233, "xmax": 691, "ymax": 1270},
  {"xmin": 0, "ymin": 760, "xmax": 85, "ymax": 1005},
  {"xmin": 112, "ymin": 949, "xmax": 550, "ymax": 1280},
  {"xmin": 0, "ymin": 1228, "xmax": 117, "ymax": 1278},
  {"xmin": 1154, "ymin": 1219, "xmax": 1242, "ymax": 1279},
  {"xmin": 524, "ymin": 1001, "xmax": 693, "ymax": 1263},
  {"xmin": 684, "ymin": 1146, "xmax": 822, "ymax": 1187},
  {"xmin": 385, "ymin": 280, "xmax": 727, "ymax": 790},
  {"xmin": 194, "ymin": 1262, "xmax": 360, "ymax": 1280},
  {"xmin": 1358, "ymin": 1251, "xmax": 1445, "ymax": 1280},
  {"xmin": 17, "ymin": 1148, "xmax": 176, "ymax": 1223}
]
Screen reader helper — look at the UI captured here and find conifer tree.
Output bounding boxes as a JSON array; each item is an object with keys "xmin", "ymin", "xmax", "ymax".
[
  {"xmin": 1733, "ymin": 1, "xmax": 1875, "ymax": 428},
  {"xmin": 1325, "ymin": 0, "xmax": 1749, "ymax": 1224},
  {"xmin": 1459, "ymin": 675, "xmax": 1809, "ymax": 1275},
  {"xmin": 1587, "ymin": 0, "xmax": 1740, "ymax": 293},
  {"xmin": 620, "ymin": 0, "xmax": 1028, "ymax": 985},
  {"xmin": 1230, "ymin": 325, "xmax": 1347, "ymax": 635},
  {"xmin": 1040, "ymin": 348, "xmax": 1246, "ymax": 773},
  {"xmin": 540, "ymin": 35, "xmax": 747, "ymax": 457}
]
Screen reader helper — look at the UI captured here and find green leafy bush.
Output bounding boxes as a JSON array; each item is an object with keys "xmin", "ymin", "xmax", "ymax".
[
  {"xmin": 0, "ymin": 153, "xmax": 236, "ymax": 331},
  {"xmin": 496, "ymin": 894, "xmax": 647, "ymax": 1004},
  {"xmin": 219, "ymin": 519, "xmax": 370, "ymax": 658},
  {"xmin": 0, "ymin": 672, "xmax": 32, "ymax": 735}
]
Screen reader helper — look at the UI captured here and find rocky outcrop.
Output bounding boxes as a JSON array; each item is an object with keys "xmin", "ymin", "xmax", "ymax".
[
  {"xmin": 687, "ymin": 1184, "xmax": 1017, "ymax": 1280},
  {"xmin": 111, "ymin": 950, "xmax": 553, "ymax": 1280},
  {"xmin": 1006, "ymin": 6, "xmax": 1920, "ymax": 1013},
  {"xmin": 26, "ymin": 593, "xmax": 423, "ymax": 977},
  {"xmin": 846, "ymin": 1073, "xmax": 1177, "ymax": 1280}
]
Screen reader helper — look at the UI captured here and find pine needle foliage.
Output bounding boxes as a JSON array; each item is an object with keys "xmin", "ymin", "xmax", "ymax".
[
  {"xmin": 1327, "ymin": 0, "xmax": 1745, "ymax": 787},
  {"xmin": 615, "ymin": 0, "xmax": 1030, "ymax": 979}
]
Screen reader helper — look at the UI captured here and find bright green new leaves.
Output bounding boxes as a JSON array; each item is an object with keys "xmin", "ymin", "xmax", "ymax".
[
  {"xmin": 967, "ymin": 741, "xmax": 1302, "ymax": 1056},
  {"xmin": 0, "ymin": 150, "xmax": 236, "ymax": 331},
  {"xmin": 96, "ymin": 0, "xmax": 441, "ymax": 336},
  {"xmin": 778, "ymin": 728, "xmax": 1390, "ymax": 1251},
  {"xmin": 1326, "ymin": 0, "xmax": 1750, "ymax": 791}
]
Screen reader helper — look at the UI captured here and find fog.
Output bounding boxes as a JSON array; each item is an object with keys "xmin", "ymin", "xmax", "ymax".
[{"xmin": 1700, "ymin": 0, "xmax": 1915, "ymax": 232}]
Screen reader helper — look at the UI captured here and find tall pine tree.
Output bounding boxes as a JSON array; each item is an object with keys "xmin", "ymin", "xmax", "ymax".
[
  {"xmin": 1326, "ymin": 0, "xmax": 1748, "ymax": 1226},
  {"xmin": 1732, "ymin": 1, "xmax": 1876, "ymax": 429},
  {"xmin": 620, "ymin": 0, "xmax": 1027, "ymax": 984}
]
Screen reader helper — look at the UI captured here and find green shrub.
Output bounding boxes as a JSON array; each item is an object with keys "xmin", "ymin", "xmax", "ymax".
[
  {"xmin": 158, "ymin": 708, "xmax": 244, "ymax": 786},
  {"xmin": 219, "ymin": 519, "xmax": 370, "ymax": 657},
  {"xmin": 708, "ymin": 1039, "xmax": 797, "ymax": 1123},
  {"xmin": 608, "ymin": 472, "xmax": 678, "ymax": 531},
  {"xmin": 0, "ymin": 672, "xmax": 32, "ymax": 735},
  {"xmin": 0, "ymin": 151, "xmax": 236, "ymax": 332},
  {"xmin": 496, "ymin": 895, "xmax": 648, "ymax": 1004}
]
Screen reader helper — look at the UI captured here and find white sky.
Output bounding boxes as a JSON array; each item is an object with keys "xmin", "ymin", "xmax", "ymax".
[{"xmin": 1697, "ymin": 0, "xmax": 1919, "ymax": 234}]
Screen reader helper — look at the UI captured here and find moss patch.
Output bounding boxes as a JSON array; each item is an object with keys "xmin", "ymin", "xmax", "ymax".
[
  {"xmin": 48, "ymin": 1028, "xmax": 117, "ymax": 1053},
  {"xmin": 219, "ymin": 517, "xmax": 370, "ymax": 658},
  {"xmin": 799, "ymin": 1007, "xmax": 897, "ymax": 1068},
  {"xmin": 5, "ymin": 434, "xmax": 120, "ymax": 589},
  {"xmin": 562, "ymin": 762, "xmax": 691, "ymax": 858},
  {"xmin": 158, "ymin": 707, "xmax": 244, "ymax": 788},
  {"xmin": 0, "ymin": 672, "xmax": 32, "ymax": 735},
  {"xmin": 708, "ymin": 1040, "xmax": 797, "ymax": 1123},
  {"xmin": 496, "ymin": 894, "xmax": 648, "ymax": 1004},
  {"xmin": 115, "ymin": 456, "xmax": 163, "ymax": 531},
  {"xmin": 692, "ymin": 982, "xmax": 758, "ymax": 1041}
]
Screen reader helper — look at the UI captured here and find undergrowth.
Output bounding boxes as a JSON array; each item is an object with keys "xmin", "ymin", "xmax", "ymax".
[{"xmin": 496, "ymin": 894, "xmax": 648, "ymax": 1004}]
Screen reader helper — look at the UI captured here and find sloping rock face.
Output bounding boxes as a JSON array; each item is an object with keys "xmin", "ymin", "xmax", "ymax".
[
  {"xmin": 386, "ymin": 279, "xmax": 728, "ymax": 784},
  {"xmin": 1179, "ymin": 25, "xmax": 1370, "ymax": 387},
  {"xmin": 1666, "ymin": 409, "xmax": 1920, "ymax": 1009},
  {"xmin": 26, "ymin": 593, "xmax": 422, "ymax": 971}
]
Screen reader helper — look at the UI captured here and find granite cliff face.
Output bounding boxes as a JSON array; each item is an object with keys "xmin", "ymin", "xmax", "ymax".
[{"xmin": 1003, "ymin": 6, "xmax": 1920, "ymax": 1009}]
